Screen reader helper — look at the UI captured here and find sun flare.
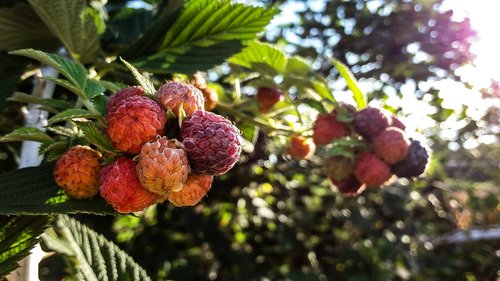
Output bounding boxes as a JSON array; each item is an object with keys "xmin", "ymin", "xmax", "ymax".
[{"xmin": 444, "ymin": 0, "xmax": 500, "ymax": 86}]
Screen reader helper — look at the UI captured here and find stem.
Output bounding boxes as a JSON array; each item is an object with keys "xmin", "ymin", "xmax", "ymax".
[{"xmin": 217, "ymin": 102, "xmax": 297, "ymax": 134}]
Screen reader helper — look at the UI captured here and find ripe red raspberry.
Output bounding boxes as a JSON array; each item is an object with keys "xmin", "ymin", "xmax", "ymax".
[
  {"xmin": 100, "ymin": 157, "xmax": 160, "ymax": 213},
  {"xmin": 353, "ymin": 107, "xmax": 389, "ymax": 139},
  {"xmin": 353, "ymin": 152, "xmax": 392, "ymax": 187},
  {"xmin": 391, "ymin": 139, "xmax": 429, "ymax": 178},
  {"xmin": 323, "ymin": 156, "xmax": 353, "ymax": 182},
  {"xmin": 256, "ymin": 87, "xmax": 283, "ymax": 113},
  {"xmin": 373, "ymin": 127, "xmax": 410, "ymax": 164},
  {"xmin": 106, "ymin": 95, "xmax": 167, "ymax": 154},
  {"xmin": 54, "ymin": 145, "xmax": 101, "ymax": 199},
  {"xmin": 155, "ymin": 81, "xmax": 204, "ymax": 117},
  {"xmin": 390, "ymin": 115, "xmax": 406, "ymax": 131},
  {"xmin": 106, "ymin": 86, "xmax": 144, "ymax": 114},
  {"xmin": 329, "ymin": 175, "xmax": 366, "ymax": 197},
  {"xmin": 181, "ymin": 110, "xmax": 241, "ymax": 175},
  {"xmin": 137, "ymin": 137, "xmax": 190, "ymax": 195},
  {"xmin": 167, "ymin": 174, "xmax": 213, "ymax": 207},
  {"xmin": 312, "ymin": 113, "xmax": 349, "ymax": 145},
  {"xmin": 285, "ymin": 135, "xmax": 316, "ymax": 160}
]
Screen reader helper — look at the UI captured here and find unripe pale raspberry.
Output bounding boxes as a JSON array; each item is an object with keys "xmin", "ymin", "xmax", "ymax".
[
  {"xmin": 312, "ymin": 113, "xmax": 349, "ymax": 145},
  {"xmin": 137, "ymin": 137, "xmax": 190, "ymax": 195},
  {"xmin": 100, "ymin": 157, "xmax": 160, "ymax": 213},
  {"xmin": 106, "ymin": 95, "xmax": 167, "ymax": 154},
  {"xmin": 256, "ymin": 87, "xmax": 283, "ymax": 113},
  {"xmin": 323, "ymin": 156, "xmax": 353, "ymax": 182},
  {"xmin": 181, "ymin": 110, "xmax": 241, "ymax": 175},
  {"xmin": 329, "ymin": 175, "xmax": 366, "ymax": 197},
  {"xmin": 155, "ymin": 81, "xmax": 204, "ymax": 117},
  {"xmin": 54, "ymin": 145, "xmax": 101, "ymax": 199},
  {"xmin": 106, "ymin": 86, "xmax": 144, "ymax": 114},
  {"xmin": 353, "ymin": 152, "xmax": 392, "ymax": 187},
  {"xmin": 373, "ymin": 127, "xmax": 410, "ymax": 164},
  {"xmin": 286, "ymin": 135, "xmax": 315, "ymax": 160},
  {"xmin": 201, "ymin": 87, "xmax": 218, "ymax": 111},
  {"xmin": 353, "ymin": 107, "xmax": 389, "ymax": 140},
  {"xmin": 167, "ymin": 174, "xmax": 213, "ymax": 207}
]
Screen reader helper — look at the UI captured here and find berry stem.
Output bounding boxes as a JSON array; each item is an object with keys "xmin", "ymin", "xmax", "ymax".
[{"xmin": 217, "ymin": 102, "xmax": 298, "ymax": 134}]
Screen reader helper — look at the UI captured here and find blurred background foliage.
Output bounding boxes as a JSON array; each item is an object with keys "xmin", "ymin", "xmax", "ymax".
[{"xmin": 0, "ymin": 0, "xmax": 498, "ymax": 280}]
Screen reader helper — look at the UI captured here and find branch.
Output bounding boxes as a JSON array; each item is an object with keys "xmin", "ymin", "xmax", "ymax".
[{"xmin": 430, "ymin": 225, "xmax": 500, "ymax": 247}]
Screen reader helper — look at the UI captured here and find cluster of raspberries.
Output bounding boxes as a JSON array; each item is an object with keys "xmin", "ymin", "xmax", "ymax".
[
  {"xmin": 286, "ymin": 104, "xmax": 429, "ymax": 197},
  {"xmin": 53, "ymin": 81, "xmax": 241, "ymax": 213}
]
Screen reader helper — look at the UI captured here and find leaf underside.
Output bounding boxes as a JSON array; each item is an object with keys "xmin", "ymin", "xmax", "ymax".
[{"xmin": 42, "ymin": 215, "xmax": 152, "ymax": 281}]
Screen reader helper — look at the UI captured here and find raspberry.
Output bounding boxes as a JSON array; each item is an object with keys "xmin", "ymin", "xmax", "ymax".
[
  {"xmin": 53, "ymin": 145, "xmax": 101, "ymax": 199},
  {"xmin": 167, "ymin": 174, "xmax": 213, "ymax": 207},
  {"xmin": 391, "ymin": 139, "xmax": 429, "ymax": 178},
  {"xmin": 353, "ymin": 107, "xmax": 389, "ymax": 139},
  {"xmin": 181, "ymin": 111, "xmax": 241, "ymax": 175},
  {"xmin": 390, "ymin": 115, "xmax": 406, "ymax": 131},
  {"xmin": 192, "ymin": 72, "xmax": 218, "ymax": 111},
  {"xmin": 106, "ymin": 95, "xmax": 167, "ymax": 154},
  {"xmin": 312, "ymin": 113, "xmax": 349, "ymax": 145},
  {"xmin": 353, "ymin": 152, "xmax": 392, "ymax": 187},
  {"xmin": 329, "ymin": 175, "xmax": 366, "ymax": 197},
  {"xmin": 106, "ymin": 86, "xmax": 144, "ymax": 114},
  {"xmin": 286, "ymin": 135, "xmax": 315, "ymax": 160},
  {"xmin": 100, "ymin": 157, "xmax": 160, "ymax": 213},
  {"xmin": 192, "ymin": 72, "xmax": 207, "ymax": 89},
  {"xmin": 155, "ymin": 81, "xmax": 204, "ymax": 117},
  {"xmin": 137, "ymin": 137, "xmax": 190, "ymax": 195},
  {"xmin": 373, "ymin": 127, "xmax": 410, "ymax": 164},
  {"xmin": 323, "ymin": 156, "xmax": 353, "ymax": 182},
  {"xmin": 256, "ymin": 87, "xmax": 283, "ymax": 113},
  {"xmin": 201, "ymin": 87, "xmax": 218, "ymax": 111}
]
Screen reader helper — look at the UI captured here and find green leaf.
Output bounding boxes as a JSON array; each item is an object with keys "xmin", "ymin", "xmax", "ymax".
[
  {"xmin": 0, "ymin": 215, "xmax": 53, "ymax": 278},
  {"xmin": 330, "ymin": 57, "xmax": 367, "ymax": 109},
  {"xmin": 133, "ymin": 40, "xmax": 244, "ymax": 74},
  {"xmin": 311, "ymin": 80, "xmax": 335, "ymax": 102},
  {"xmin": 8, "ymin": 92, "xmax": 73, "ymax": 112},
  {"xmin": 121, "ymin": 0, "xmax": 184, "ymax": 59},
  {"xmin": 133, "ymin": 1, "xmax": 278, "ymax": 74},
  {"xmin": 9, "ymin": 49, "xmax": 105, "ymax": 100},
  {"xmin": 48, "ymin": 109, "xmax": 100, "ymax": 125},
  {"xmin": 285, "ymin": 56, "xmax": 312, "ymax": 76},
  {"xmin": 102, "ymin": 8, "xmax": 155, "ymax": 48},
  {"xmin": 238, "ymin": 122, "xmax": 259, "ymax": 145},
  {"xmin": 0, "ymin": 163, "xmax": 114, "ymax": 215},
  {"xmin": 95, "ymin": 80, "xmax": 125, "ymax": 93},
  {"xmin": 38, "ymin": 140, "xmax": 69, "ymax": 156},
  {"xmin": 160, "ymin": 1, "xmax": 278, "ymax": 50},
  {"xmin": 229, "ymin": 41, "xmax": 287, "ymax": 74},
  {"xmin": 119, "ymin": 57, "xmax": 155, "ymax": 97},
  {"xmin": 28, "ymin": 0, "xmax": 102, "ymax": 63},
  {"xmin": 46, "ymin": 126, "xmax": 79, "ymax": 138},
  {"xmin": 0, "ymin": 127, "xmax": 53, "ymax": 143},
  {"xmin": 75, "ymin": 121, "xmax": 116, "ymax": 153},
  {"xmin": 0, "ymin": 4, "xmax": 60, "ymax": 51},
  {"xmin": 42, "ymin": 215, "xmax": 152, "ymax": 281},
  {"xmin": 0, "ymin": 77, "xmax": 20, "ymax": 113}
]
